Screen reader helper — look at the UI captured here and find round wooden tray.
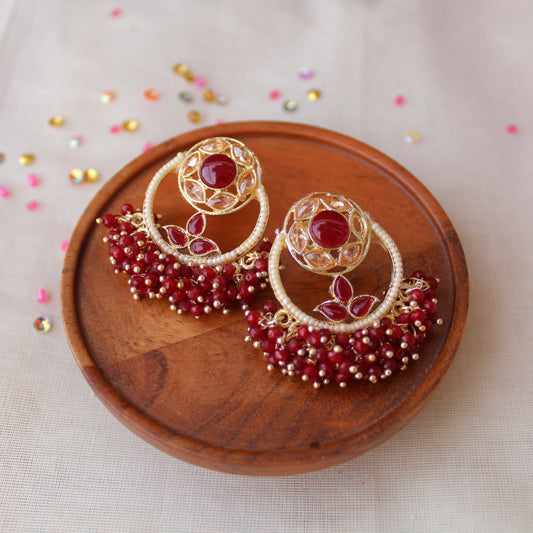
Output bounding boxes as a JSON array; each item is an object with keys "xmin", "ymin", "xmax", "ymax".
[{"xmin": 61, "ymin": 121, "xmax": 468, "ymax": 476}]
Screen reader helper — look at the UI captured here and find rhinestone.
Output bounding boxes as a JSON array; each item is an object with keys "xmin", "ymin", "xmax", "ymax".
[
  {"xmin": 236, "ymin": 170, "xmax": 257, "ymax": 196},
  {"xmin": 306, "ymin": 89, "xmax": 321, "ymax": 101},
  {"xmin": 232, "ymin": 145, "xmax": 253, "ymax": 165},
  {"xmin": 70, "ymin": 168, "xmax": 84, "ymax": 184},
  {"xmin": 216, "ymin": 95, "xmax": 228, "ymax": 105},
  {"xmin": 179, "ymin": 91, "xmax": 193, "ymax": 102},
  {"xmin": 295, "ymin": 197, "xmax": 319, "ymax": 219},
  {"xmin": 144, "ymin": 88, "xmax": 160, "ymax": 101},
  {"xmin": 298, "ymin": 67, "xmax": 314, "ymax": 80},
  {"xmin": 18, "ymin": 153, "xmax": 35, "ymax": 166},
  {"xmin": 101, "ymin": 90, "xmax": 116, "ymax": 103},
  {"xmin": 202, "ymin": 138, "xmax": 229, "ymax": 153},
  {"xmin": 318, "ymin": 194, "xmax": 350, "ymax": 211},
  {"xmin": 34, "ymin": 316, "xmax": 51, "ymax": 333},
  {"xmin": 207, "ymin": 192, "xmax": 238, "ymax": 211},
  {"xmin": 283, "ymin": 100, "xmax": 297, "ymax": 112},
  {"xmin": 304, "ymin": 250, "xmax": 336, "ymax": 270},
  {"xmin": 202, "ymin": 89, "xmax": 216, "ymax": 102},
  {"xmin": 49, "ymin": 116, "xmax": 65, "ymax": 127},
  {"xmin": 288, "ymin": 223, "xmax": 308, "ymax": 254},
  {"xmin": 123, "ymin": 119, "xmax": 139, "ymax": 131},
  {"xmin": 84, "ymin": 168, "xmax": 100, "ymax": 182},
  {"xmin": 338, "ymin": 243, "xmax": 362, "ymax": 267},
  {"xmin": 69, "ymin": 136, "xmax": 84, "ymax": 148},
  {"xmin": 187, "ymin": 110, "xmax": 202, "ymax": 123},
  {"xmin": 405, "ymin": 130, "xmax": 421, "ymax": 143},
  {"xmin": 182, "ymin": 152, "xmax": 200, "ymax": 175},
  {"xmin": 183, "ymin": 179, "xmax": 206, "ymax": 202}
]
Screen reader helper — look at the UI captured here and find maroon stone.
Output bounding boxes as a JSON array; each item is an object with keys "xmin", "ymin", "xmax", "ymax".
[
  {"xmin": 167, "ymin": 226, "xmax": 188, "ymax": 247},
  {"xmin": 199, "ymin": 154, "xmax": 237, "ymax": 189},
  {"xmin": 309, "ymin": 210, "xmax": 350, "ymax": 249},
  {"xmin": 349, "ymin": 295, "xmax": 377, "ymax": 318},
  {"xmin": 333, "ymin": 275, "xmax": 353, "ymax": 302},
  {"xmin": 317, "ymin": 301, "xmax": 348, "ymax": 322},
  {"xmin": 187, "ymin": 213, "xmax": 205, "ymax": 235},
  {"xmin": 190, "ymin": 238, "xmax": 217, "ymax": 255}
]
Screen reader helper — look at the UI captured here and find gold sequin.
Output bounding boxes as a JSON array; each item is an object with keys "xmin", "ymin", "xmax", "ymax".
[
  {"xmin": 18, "ymin": 153, "xmax": 35, "ymax": 166},
  {"xmin": 187, "ymin": 110, "xmax": 202, "ymax": 123},
  {"xmin": 173, "ymin": 63, "xmax": 194, "ymax": 81},
  {"xmin": 306, "ymin": 89, "xmax": 322, "ymax": 101},
  {"xmin": 144, "ymin": 88, "xmax": 160, "ymax": 101},
  {"xmin": 49, "ymin": 116, "xmax": 65, "ymax": 126},
  {"xmin": 122, "ymin": 119, "xmax": 139, "ymax": 131},
  {"xmin": 101, "ymin": 90, "xmax": 116, "ymax": 104},
  {"xmin": 405, "ymin": 130, "xmax": 422, "ymax": 144},
  {"xmin": 0, "ymin": 153, "xmax": 5, "ymax": 164},
  {"xmin": 84, "ymin": 168, "xmax": 100, "ymax": 182},
  {"xmin": 70, "ymin": 169, "xmax": 84, "ymax": 184},
  {"xmin": 283, "ymin": 100, "xmax": 297, "ymax": 112},
  {"xmin": 202, "ymin": 89, "xmax": 216, "ymax": 103}
]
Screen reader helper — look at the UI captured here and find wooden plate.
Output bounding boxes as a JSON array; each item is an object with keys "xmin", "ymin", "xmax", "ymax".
[{"xmin": 61, "ymin": 121, "xmax": 468, "ymax": 475}]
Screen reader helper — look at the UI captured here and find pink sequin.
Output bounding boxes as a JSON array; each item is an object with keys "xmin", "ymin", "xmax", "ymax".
[
  {"xmin": 0, "ymin": 186, "xmax": 9, "ymax": 198},
  {"xmin": 506, "ymin": 124, "xmax": 518, "ymax": 134},
  {"xmin": 37, "ymin": 289, "xmax": 48, "ymax": 303},
  {"xmin": 269, "ymin": 89, "xmax": 281, "ymax": 100},
  {"xmin": 61, "ymin": 240, "xmax": 69, "ymax": 251},
  {"xmin": 394, "ymin": 94, "xmax": 405, "ymax": 106},
  {"xmin": 26, "ymin": 200, "xmax": 39, "ymax": 210},
  {"xmin": 110, "ymin": 8, "xmax": 123, "ymax": 17},
  {"xmin": 142, "ymin": 142, "xmax": 153, "ymax": 152},
  {"xmin": 215, "ymin": 119, "xmax": 225, "ymax": 125},
  {"xmin": 194, "ymin": 76, "xmax": 206, "ymax": 88},
  {"xmin": 27, "ymin": 174, "xmax": 39, "ymax": 187},
  {"xmin": 110, "ymin": 124, "xmax": 121, "ymax": 134}
]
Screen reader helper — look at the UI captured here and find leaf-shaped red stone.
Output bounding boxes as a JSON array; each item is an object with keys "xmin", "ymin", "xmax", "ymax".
[
  {"xmin": 167, "ymin": 226, "xmax": 187, "ymax": 247},
  {"xmin": 316, "ymin": 301, "xmax": 348, "ymax": 322},
  {"xmin": 190, "ymin": 237, "xmax": 218, "ymax": 255},
  {"xmin": 187, "ymin": 212, "xmax": 205, "ymax": 236},
  {"xmin": 333, "ymin": 275, "xmax": 353, "ymax": 302},
  {"xmin": 349, "ymin": 295, "xmax": 378, "ymax": 318}
]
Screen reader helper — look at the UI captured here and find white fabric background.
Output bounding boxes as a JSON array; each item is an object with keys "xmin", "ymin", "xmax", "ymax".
[{"xmin": 1, "ymin": 1, "xmax": 532, "ymax": 531}]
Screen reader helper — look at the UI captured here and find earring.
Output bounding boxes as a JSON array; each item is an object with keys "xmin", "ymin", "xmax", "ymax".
[
  {"xmin": 244, "ymin": 192, "xmax": 442, "ymax": 387},
  {"xmin": 97, "ymin": 137, "xmax": 271, "ymax": 317}
]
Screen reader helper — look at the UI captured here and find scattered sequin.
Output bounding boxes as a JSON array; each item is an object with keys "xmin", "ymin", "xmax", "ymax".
[
  {"xmin": 49, "ymin": 116, "xmax": 65, "ymax": 127},
  {"xmin": 27, "ymin": 174, "xmax": 39, "ymax": 187},
  {"xmin": 215, "ymin": 119, "xmax": 225, "ymax": 125},
  {"xmin": 69, "ymin": 135, "xmax": 84, "ymax": 148},
  {"xmin": 194, "ymin": 76, "xmax": 206, "ymax": 88},
  {"xmin": 216, "ymin": 95, "xmax": 228, "ymax": 105},
  {"xmin": 187, "ymin": 110, "xmax": 202, "ymax": 123},
  {"xmin": 179, "ymin": 91, "xmax": 193, "ymax": 102},
  {"xmin": 506, "ymin": 124, "xmax": 518, "ymax": 134},
  {"xmin": 18, "ymin": 153, "xmax": 35, "ymax": 166},
  {"xmin": 144, "ymin": 88, "xmax": 160, "ymax": 101},
  {"xmin": 405, "ymin": 130, "xmax": 422, "ymax": 144},
  {"xmin": 110, "ymin": 124, "xmax": 121, "ymax": 134},
  {"xmin": 26, "ymin": 200, "xmax": 40, "ymax": 210},
  {"xmin": 283, "ymin": 100, "xmax": 298, "ymax": 112},
  {"xmin": 394, "ymin": 94, "xmax": 405, "ymax": 106},
  {"xmin": 61, "ymin": 240, "xmax": 69, "ymax": 251},
  {"xmin": 122, "ymin": 119, "xmax": 139, "ymax": 131},
  {"xmin": 298, "ymin": 67, "xmax": 314, "ymax": 80},
  {"xmin": 101, "ymin": 90, "xmax": 116, "ymax": 104},
  {"xmin": 202, "ymin": 89, "xmax": 216, "ymax": 103},
  {"xmin": 0, "ymin": 186, "xmax": 9, "ymax": 197},
  {"xmin": 84, "ymin": 168, "xmax": 100, "ymax": 182},
  {"xmin": 142, "ymin": 142, "xmax": 153, "ymax": 152},
  {"xmin": 70, "ymin": 169, "xmax": 84, "ymax": 184},
  {"xmin": 173, "ymin": 63, "xmax": 194, "ymax": 82},
  {"xmin": 0, "ymin": 153, "xmax": 5, "ymax": 163},
  {"xmin": 110, "ymin": 8, "xmax": 123, "ymax": 17},
  {"xmin": 269, "ymin": 89, "xmax": 281, "ymax": 100},
  {"xmin": 306, "ymin": 89, "xmax": 321, "ymax": 101},
  {"xmin": 37, "ymin": 288, "xmax": 48, "ymax": 303},
  {"xmin": 34, "ymin": 316, "xmax": 51, "ymax": 333}
]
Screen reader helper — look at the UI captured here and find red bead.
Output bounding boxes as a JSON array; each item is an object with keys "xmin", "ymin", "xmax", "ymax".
[
  {"xmin": 120, "ymin": 203, "xmax": 134, "ymax": 215},
  {"xmin": 199, "ymin": 154, "xmax": 237, "ymax": 189},
  {"xmin": 212, "ymin": 290, "xmax": 226, "ymax": 305},
  {"xmin": 382, "ymin": 359, "xmax": 400, "ymax": 375},
  {"xmin": 170, "ymin": 289, "xmax": 185, "ymax": 302},
  {"xmin": 110, "ymin": 245, "xmax": 125, "ymax": 262},
  {"xmin": 368, "ymin": 326, "xmax": 384, "ymax": 341},
  {"xmin": 367, "ymin": 366, "xmax": 382, "ymax": 380},
  {"xmin": 212, "ymin": 275, "xmax": 227, "ymax": 290},
  {"xmin": 286, "ymin": 338, "xmax": 302, "ymax": 354},
  {"xmin": 297, "ymin": 325, "xmax": 310, "ymax": 340},
  {"xmin": 315, "ymin": 346, "xmax": 329, "ymax": 363},
  {"xmin": 226, "ymin": 284, "xmax": 238, "ymax": 302},
  {"xmin": 249, "ymin": 326, "xmax": 265, "ymax": 341},
  {"xmin": 303, "ymin": 364, "xmax": 319, "ymax": 381},
  {"xmin": 273, "ymin": 349, "xmax": 288, "ymax": 365},
  {"xmin": 410, "ymin": 309, "xmax": 426, "ymax": 324},
  {"xmin": 246, "ymin": 311, "xmax": 261, "ymax": 326},
  {"xmin": 308, "ymin": 331, "xmax": 323, "ymax": 347},
  {"xmin": 380, "ymin": 317, "xmax": 393, "ymax": 329},
  {"xmin": 327, "ymin": 349, "xmax": 343, "ymax": 365},
  {"xmin": 102, "ymin": 213, "xmax": 117, "ymax": 228},
  {"xmin": 177, "ymin": 277, "xmax": 191, "ymax": 290},
  {"xmin": 427, "ymin": 277, "xmax": 439, "ymax": 290},
  {"xmin": 162, "ymin": 278, "xmax": 177, "ymax": 292},
  {"xmin": 422, "ymin": 299, "xmax": 436, "ymax": 313},
  {"xmin": 186, "ymin": 287, "xmax": 202, "ymax": 301},
  {"xmin": 178, "ymin": 300, "xmax": 191, "ymax": 313},
  {"xmin": 119, "ymin": 221, "xmax": 134, "ymax": 234},
  {"xmin": 118, "ymin": 234, "xmax": 133, "ymax": 248},
  {"xmin": 262, "ymin": 301, "xmax": 278, "ymax": 314},
  {"xmin": 335, "ymin": 371, "xmax": 351, "ymax": 384},
  {"xmin": 259, "ymin": 240, "xmax": 272, "ymax": 253},
  {"xmin": 267, "ymin": 326, "xmax": 284, "ymax": 342},
  {"xmin": 254, "ymin": 258, "xmax": 268, "ymax": 272},
  {"xmin": 190, "ymin": 304, "xmax": 204, "ymax": 317},
  {"xmin": 261, "ymin": 339, "xmax": 276, "ymax": 354},
  {"xmin": 222, "ymin": 263, "xmax": 236, "ymax": 278},
  {"xmin": 244, "ymin": 271, "xmax": 258, "ymax": 284},
  {"xmin": 335, "ymin": 332, "xmax": 351, "ymax": 347},
  {"xmin": 397, "ymin": 312, "xmax": 411, "ymax": 324},
  {"xmin": 353, "ymin": 339, "xmax": 369, "ymax": 355},
  {"xmin": 410, "ymin": 288, "xmax": 426, "ymax": 304},
  {"xmin": 130, "ymin": 275, "xmax": 144, "ymax": 289},
  {"xmin": 318, "ymin": 361, "xmax": 335, "ymax": 379},
  {"xmin": 411, "ymin": 270, "xmax": 426, "ymax": 279},
  {"xmin": 379, "ymin": 342, "xmax": 394, "ymax": 358},
  {"xmin": 309, "ymin": 210, "xmax": 350, "ymax": 249},
  {"xmin": 400, "ymin": 331, "xmax": 416, "ymax": 349},
  {"xmin": 165, "ymin": 264, "xmax": 180, "ymax": 278},
  {"xmin": 198, "ymin": 280, "xmax": 212, "ymax": 292},
  {"xmin": 387, "ymin": 325, "xmax": 403, "ymax": 340}
]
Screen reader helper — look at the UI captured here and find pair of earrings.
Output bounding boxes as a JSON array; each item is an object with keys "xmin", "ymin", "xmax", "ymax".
[{"xmin": 97, "ymin": 137, "xmax": 441, "ymax": 388}]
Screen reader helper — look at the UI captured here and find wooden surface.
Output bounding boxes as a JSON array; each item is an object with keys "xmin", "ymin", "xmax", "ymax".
[{"xmin": 61, "ymin": 121, "xmax": 469, "ymax": 476}]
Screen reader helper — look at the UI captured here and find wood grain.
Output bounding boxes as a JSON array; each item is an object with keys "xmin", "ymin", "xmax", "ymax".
[{"xmin": 61, "ymin": 121, "xmax": 469, "ymax": 475}]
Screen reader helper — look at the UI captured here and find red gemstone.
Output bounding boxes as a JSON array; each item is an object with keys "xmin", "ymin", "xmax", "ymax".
[
  {"xmin": 187, "ymin": 213, "xmax": 205, "ymax": 235},
  {"xmin": 317, "ymin": 301, "xmax": 348, "ymax": 322},
  {"xmin": 190, "ymin": 238, "xmax": 217, "ymax": 255},
  {"xmin": 309, "ymin": 210, "xmax": 350, "ymax": 249},
  {"xmin": 168, "ymin": 226, "xmax": 188, "ymax": 247},
  {"xmin": 349, "ymin": 295, "xmax": 376, "ymax": 318},
  {"xmin": 199, "ymin": 154, "xmax": 237, "ymax": 189},
  {"xmin": 333, "ymin": 276, "xmax": 353, "ymax": 302}
]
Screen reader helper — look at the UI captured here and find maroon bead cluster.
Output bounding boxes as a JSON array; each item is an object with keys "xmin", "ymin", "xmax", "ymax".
[
  {"xmin": 98, "ymin": 203, "xmax": 271, "ymax": 317},
  {"xmin": 245, "ymin": 272, "xmax": 441, "ymax": 387}
]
